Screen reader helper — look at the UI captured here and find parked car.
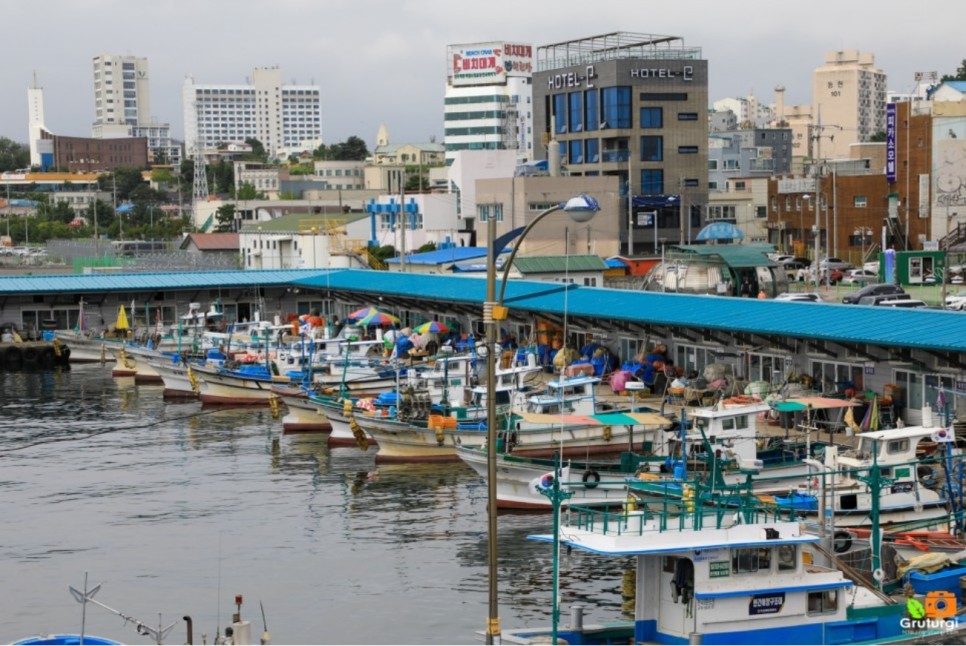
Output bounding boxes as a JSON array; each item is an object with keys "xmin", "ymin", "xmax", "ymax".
[
  {"xmin": 945, "ymin": 289, "xmax": 966, "ymax": 311},
  {"xmin": 817, "ymin": 257, "xmax": 855, "ymax": 273},
  {"xmin": 774, "ymin": 292, "xmax": 822, "ymax": 302},
  {"xmin": 779, "ymin": 256, "xmax": 812, "ymax": 267},
  {"xmin": 857, "ymin": 293, "xmax": 912, "ymax": 306},
  {"xmin": 843, "ymin": 283, "xmax": 905, "ymax": 304},
  {"xmin": 841, "ymin": 269, "xmax": 880, "ymax": 286},
  {"xmin": 877, "ymin": 298, "xmax": 927, "ymax": 308}
]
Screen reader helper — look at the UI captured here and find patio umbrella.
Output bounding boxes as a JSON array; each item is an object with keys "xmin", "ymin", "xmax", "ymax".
[
  {"xmin": 115, "ymin": 305, "xmax": 130, "ymax": 330},
  {"xmin": 346, "ymin": 306, "xmax": 400, "ymax": 327},
  {"xmin": 414, "ymin": 320, "xmax": 450, "ymax": 335}
]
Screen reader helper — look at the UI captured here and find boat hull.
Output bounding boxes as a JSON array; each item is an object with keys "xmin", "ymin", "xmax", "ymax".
[
  {"xmin": 195, "ymin": 366, "xmax": 287, "ymax": 405},
  {"xmin": 274, "ymin": 389, "xmax": 332, "ymax": 434}
]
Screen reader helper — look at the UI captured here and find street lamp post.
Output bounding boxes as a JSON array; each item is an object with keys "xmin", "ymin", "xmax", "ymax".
[{"xmin": 483, "ymin": 194, "xmax": 599, "ymax": 644}]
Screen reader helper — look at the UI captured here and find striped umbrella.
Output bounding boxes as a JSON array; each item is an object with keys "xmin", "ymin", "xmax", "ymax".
[
  {"xmin": 414, "ymin": 321, "xmax": 450, "ymax": 335},
  {"xmin": 346, "ymin": 306, "xmax": 400, "ymax": 327}
]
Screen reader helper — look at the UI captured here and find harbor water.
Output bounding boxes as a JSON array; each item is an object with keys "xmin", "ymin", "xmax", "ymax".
[{"xmin": 0, "ymin": 365, "xmax": 629, "ymax": 645}]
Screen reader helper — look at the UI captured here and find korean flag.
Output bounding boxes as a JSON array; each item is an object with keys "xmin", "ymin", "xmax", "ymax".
[{"xmin": 932, "ymin": 426, "xmax": 956, "ymax": 443}]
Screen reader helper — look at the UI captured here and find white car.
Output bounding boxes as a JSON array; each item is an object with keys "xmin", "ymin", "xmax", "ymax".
[
  {"xmin": 945, "ymin": 290, "xmax": 966, "ymax": 311},
  {"xmin": 774, "ymin": 292, "xmax": 822, "ymax": 302},
  {"xmin": 841, "ymin": 269, "xmax": 879, "ymax": 285},
  {"xmin": 817, "ymin": 257, "xmax": 854, "ymax": 273}
]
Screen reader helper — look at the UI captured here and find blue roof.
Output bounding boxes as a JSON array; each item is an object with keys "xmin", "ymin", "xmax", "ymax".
[
  {"xmin": 0, "ymin": 269, "xmax": 327, "ymax": 293},
  {"xmin": 291, "ymin": 270, "xmax": 966, "ymax": 353},
  {"xmin": 605, "ymin": 258, "xmax": 629, "ymax": 269},
  {"xmin": 0, "ymin": 268, "xmax": 963, "ymax": 354},
  {"xmin": 386, "ymin": 246, "xmax": 487, "ymax": 266}
]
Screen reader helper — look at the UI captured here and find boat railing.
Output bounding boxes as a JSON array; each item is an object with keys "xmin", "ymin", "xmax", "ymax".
[{"xmin": 565, "ymin": 482, "xmax": 793, "ymax": 537}]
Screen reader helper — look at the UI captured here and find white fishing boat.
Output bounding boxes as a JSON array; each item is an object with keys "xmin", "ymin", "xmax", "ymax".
[
  {"xmin": 272, "ymin": 382, "xmax": 332, "ymax": 433},
  {"xmin": 499, "ymin": 485, "xmax": 964, "ymax": 645},
  {"xmin": 773, "ymin": 421, "xmax": 956, "ymax": 529},
  {"xmin": 13, "ymin": 575, "xmax": 270, "ymax": 646},
  {"xmin": 353, "ymin": 354, "xmax": 547, "ymax": 463},
  {"xmin": 193, "ymin": 360, "xmax": 290, "ymax": 405},
  {"xmin": 456, "ymin": 397, "xmax": 807, "ymax": 509}
]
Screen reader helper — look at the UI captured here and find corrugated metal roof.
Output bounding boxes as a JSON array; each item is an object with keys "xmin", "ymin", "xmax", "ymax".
[
  {"xmin": 293, "ymin": 270, "xmax": 966, "ymax": 352},
  {"xmin": 0, "ymin": 269, "xmax": 328, "ymax": 293},
  {"xmin": 386, "ymin": 247, "xmax": 487, "ymax": 265},
  {"xmin": 1, "ymin": 268, "xmax": 963, "ymax": 353},
  {"xmin": 513, "ymin": 255, "xmax": 608, "ymax": 273}
]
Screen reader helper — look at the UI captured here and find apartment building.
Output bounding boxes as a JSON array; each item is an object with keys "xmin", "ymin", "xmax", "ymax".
[
  {"xmin": 183, "ymin": 67, "xmax": 322, "ymax": 159},
  {"xmin": 444, "ymin": 41, "xmax": 534, "ymax": 165}
]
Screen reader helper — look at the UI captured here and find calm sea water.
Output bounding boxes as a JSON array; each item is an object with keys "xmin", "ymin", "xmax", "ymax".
[{"xmin": 0, "ymin": 365, "xmax": 629, "ymax": 645}]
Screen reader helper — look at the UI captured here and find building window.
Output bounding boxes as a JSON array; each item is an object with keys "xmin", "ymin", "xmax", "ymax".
[
  {"xmin": 553, "ymin": 94, "xmax": 567, "ymax": 134},
  {"xmin": 854, "ymin": 195, "xmax": 868, "ymax": 208},
  {"xmin": 601, "ymin": 87, "xmax": 631, "ymax": 129},
  {"xmin": 569, "ymin": 140, "xmax": 583, "ymax": 164},
  {"xmin": 641, "ymin": 136, "xmax": 663, "ymax": 162},
  {"xmin": 641, "ymin": 169, "xmax": 663, "ymax": 194},
  {"xmin": 478, "ymin": 203, "xmax": 504, "ymax": 222},
  {"xmin": 569, "ymin": 92, "xmax": 583, "ymax": 132},
  {"xmin": 678, "ymin": 146, "xmax": 698, "ymax": 154},
  {"xmin": 585, "ymin": 90, "xmax": 599, "ymax": 131},
  {"xmin": 585, "ymin": 138, "xmax": 599, "ymax": 163},
  {"xmin": 678, "ymin": 112, "xmax": 699, "ymax": 120},
  {"xmin": 640, "ymin": 107, "xmax": 663, "ymax": 128}
]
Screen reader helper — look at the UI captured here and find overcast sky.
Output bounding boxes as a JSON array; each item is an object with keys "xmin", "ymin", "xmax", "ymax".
[{"xmin": 2, "ymin": 1, "xmax": 962, "ymax": 149}]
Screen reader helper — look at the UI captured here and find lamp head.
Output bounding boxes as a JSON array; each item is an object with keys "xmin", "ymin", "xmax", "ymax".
[{"xmin": 563, "ymin": 194, "xmax": 600, "ymax": 223}]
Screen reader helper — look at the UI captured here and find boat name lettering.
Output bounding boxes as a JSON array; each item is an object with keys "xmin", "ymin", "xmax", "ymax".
[
  {"xmin": 749, "ymin": 592, "xmax": 785, "ymax": 615},
  {"xmin": 891, "ymin": 483, "xmax": 914, "ymax": 494},
  {"xmin": 693, "ymin": 550, "xmax": 723, "ymax": 563},
  {"xmin": 629, "ymin": 66, "xmax": 693, "ymax": 81}
]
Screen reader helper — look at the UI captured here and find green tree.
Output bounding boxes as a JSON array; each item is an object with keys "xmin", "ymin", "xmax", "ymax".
[
  {"xmin": 0, "ymin": 137, "xmax": 29, "ymax": 172},
  {"xmin": 214, "ymin": 203, "xmax": 236, "ymax": 232},
  {"xmin": 235, "ymin": 182, "xmax": 264, "ymax": 200},
  {"xmin": 940, "ymin": 59, "xmax": 966, "ymax": 82},
  {"xmin": 314, "ymin": 136, "xmax": 370, "ymax": 161},
  {"xmin": 101, "ymin": 167, "xmax": 148, "ymax": 201},
  {"xmin": 243, "ymin": 138, "xmax": 268, "ymax": 162}
]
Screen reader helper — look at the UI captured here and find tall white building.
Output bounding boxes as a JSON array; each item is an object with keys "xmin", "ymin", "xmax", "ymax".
[
  {"xmin": 91, "ymin": 54, "xmax": 180, "ymax": 166},
  {"xmin": 444, "ymin": 42, "xmax": 534, "ymax": 165},
  {"xmin": 812, "ymin": 50, "xmax": 887, "ymax": 160},
  {"xmin": 182, "ymin": 67, "xmax": 323, "ymax": 159},
  {"xmin": 27, "ymin": 73, "xmax": 51, "ymax": 169},
  {"xmin": 92, "ymin": 54, "xmax": 151, "ymax": 127}
]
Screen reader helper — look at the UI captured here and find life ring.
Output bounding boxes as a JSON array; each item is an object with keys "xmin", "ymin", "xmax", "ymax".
[
  {"xmin": 583, "ymin": 470, "xmax": 601, "ymax": 489},
  {"xmin": 22, "ymin": 346, "xmax": 40, "ymax": 365},
  {"xmin": 833, "ymin": 530, "xmax": 853, "ymax": 554},
  {"xmin": 39, "ymin": 347, "xmax": 56, "ymax": 368}
]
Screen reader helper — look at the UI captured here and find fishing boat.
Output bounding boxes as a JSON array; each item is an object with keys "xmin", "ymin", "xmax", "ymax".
[
  {"xmin": 311, "ymin": 350, "xmax": 482, "ymax": 449},
  {"xmin": 457, "ymin": 397, "xmax": 808, "ymax": 509},
  {"xmin": 771, "ymin": 423, "xmax": 957, "ymax": 529},
  {"xmin": 271, "ymin": 381, "xmax": 333, "ymax": 433},
  {"xmin": 351, "ymin": 353, "xmax": 547, "ymax": 463},
  {"xmin": 13, "ymin": 575, "xmax": 270, "ymax": 646},
  {"xmin": 499, "ymin": 479, "xmax": 965, "ymax": 645}
]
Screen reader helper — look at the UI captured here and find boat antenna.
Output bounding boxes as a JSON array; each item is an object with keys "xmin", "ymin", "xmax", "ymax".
[
  {"xmin": 260, "ymin": 600, "xmax": 271, "ymax": 644},
  {"xmin": 69, "ymin": 574, "xmax": 176, "ymax": 645}
]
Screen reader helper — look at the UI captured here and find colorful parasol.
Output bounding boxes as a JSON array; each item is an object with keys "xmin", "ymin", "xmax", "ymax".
[
  {"xmin": 414, "ymin": 320, "xmax": 450, "ymax": 335},
  {"xmin": 115, "ymin": 305, "xmax": 130, "ymax": 330},
  {"xmin": 346, "ymin": 306, "xmax": 400, "ymax": 327}
]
